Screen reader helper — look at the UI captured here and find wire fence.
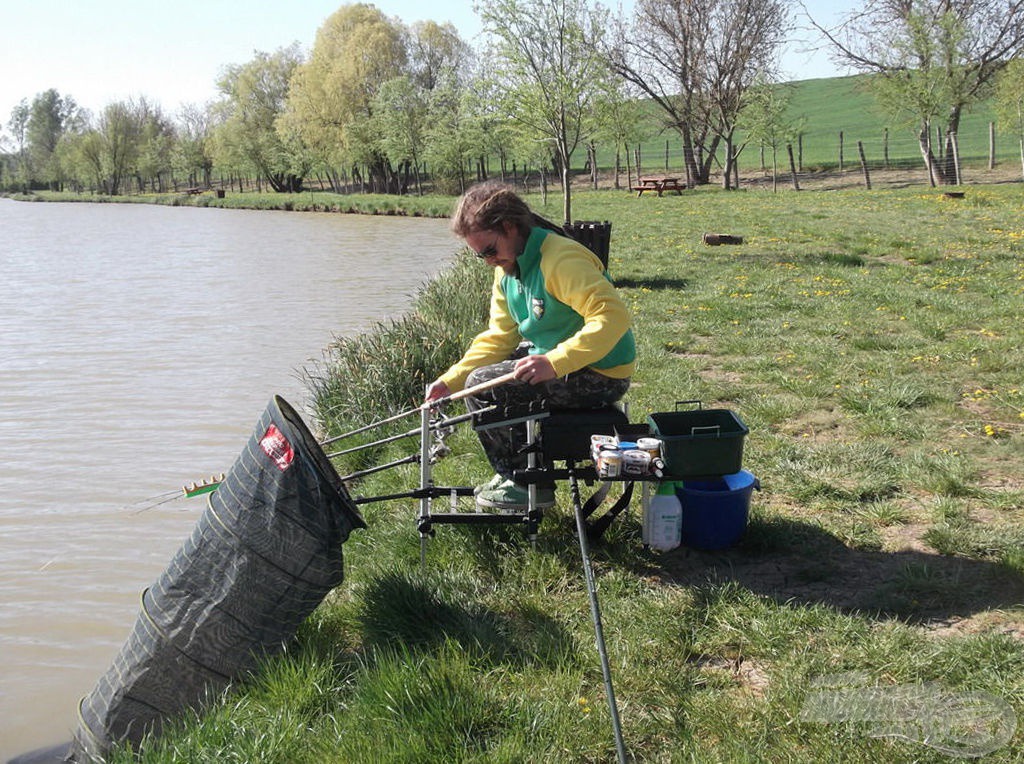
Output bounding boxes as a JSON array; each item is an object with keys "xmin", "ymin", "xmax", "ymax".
[{"xmin": 617, "ymin": 120, "xmax": 1022, "ymax": 181}]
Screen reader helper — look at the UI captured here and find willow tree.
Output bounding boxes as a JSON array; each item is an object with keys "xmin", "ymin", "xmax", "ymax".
[
  {"xmin": 280, "ymin": 4, "xmax": 407, "ymax": 192},
  {"xmin": 813, "ymin": 0, "xmax": 1024, "ymax": 185},
  {"xmin": 213, "ymin": 44, "xmax": 308, "ymax": 192},
  {"xmin": 477, "ymin": 0, "xmax": 610, "ymax": 223}
]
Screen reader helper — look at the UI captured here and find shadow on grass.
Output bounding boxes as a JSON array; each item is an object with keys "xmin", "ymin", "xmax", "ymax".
[
  {"xmin": 649, "ymin": 516, "xmax": 1024, "ymax": 624},
  {"xmin": 357, "ymin": 569, "xmax": 575, "ymax": 669},
  {"xmin": 400, "ymin": 498, "xmax": 1023, "ymax": 628},
  {"xmin": 614, "ymin": 277, "xmax": 690, "ymax": 290}
]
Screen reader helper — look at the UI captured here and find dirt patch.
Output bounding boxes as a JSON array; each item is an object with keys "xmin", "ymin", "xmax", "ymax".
[
  {"xmin": 690, "ymin": 654, "xmax": 772, "ymax": 698},
  {"xmin": 777, "ymin": 407, "xmax": 851, "ymax": 443}
]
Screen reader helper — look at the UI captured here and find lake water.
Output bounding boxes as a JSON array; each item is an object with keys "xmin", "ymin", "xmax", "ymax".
[{"xmin": 0, "ymin": 198, "xmax": 457, "ymax": 759}]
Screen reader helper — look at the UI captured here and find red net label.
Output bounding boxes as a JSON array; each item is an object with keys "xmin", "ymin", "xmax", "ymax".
[{"xmin": 260, "ymin": 424, "xmax": 295, "ymax": 471}]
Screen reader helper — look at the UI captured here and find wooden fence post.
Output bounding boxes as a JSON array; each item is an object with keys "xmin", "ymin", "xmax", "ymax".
[
  {"xmin": 839, "ymin": 131, "xmax": 844, "ymax": 171},
  {"xmin": 884, "ymin": 128, "xmax": 890, "ymax": 169},
  {"xmin": 950, "ymin": 131, "xmax": 962, "ymax": 186},
  {"xmin": 787, "ymin": 143, "xmax": 800, "ymax": 191},
  {"xmin": 857, "ymin": 141, "xmax": 872, "ymax": 190},
  {"xmin": 798, "ymin": 133, "xmax": 804, "ymax": 172}
]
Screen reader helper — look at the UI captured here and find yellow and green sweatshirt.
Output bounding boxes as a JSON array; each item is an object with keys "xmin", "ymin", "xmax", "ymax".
[{"xmin": 440, "ymin": 227, "xmax": 636, "ymax": 392}]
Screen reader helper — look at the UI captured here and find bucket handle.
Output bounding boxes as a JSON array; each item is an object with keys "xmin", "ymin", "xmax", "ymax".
[
  {"xmin": 674, "ymin": 399, "xmax": 703, "ymax": 411},
  {"xmin": 690, "ymin": 425, "xmax": 721, "ymax": 436}
]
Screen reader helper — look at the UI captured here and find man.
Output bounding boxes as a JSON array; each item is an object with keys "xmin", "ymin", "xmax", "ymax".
[{"xmin": 425, "ymin": 182, "xmax": 636, "ymax": 511}]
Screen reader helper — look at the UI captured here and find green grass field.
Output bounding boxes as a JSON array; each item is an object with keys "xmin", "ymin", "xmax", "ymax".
[
  {"xmin": 106, "ymin": 182, "xmax": 1023, "ymax": 762},
  {"xmin": 606, "ymin": 74, "xmax": 1017, "ymax": 179}
]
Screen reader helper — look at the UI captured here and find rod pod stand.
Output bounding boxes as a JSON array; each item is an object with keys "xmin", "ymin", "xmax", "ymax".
[
  {"xmin": 568, "ymin": 461, "xmax": 628, "ymax": 764},
  {"xmin": 418, "ymin": 403, "xmax": 433, "ymax": 568}
]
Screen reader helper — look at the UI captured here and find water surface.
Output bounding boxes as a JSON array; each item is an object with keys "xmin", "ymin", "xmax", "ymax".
[{"xmin": 0, "ymin": 199, "xmax": 456, "ymax": 757}]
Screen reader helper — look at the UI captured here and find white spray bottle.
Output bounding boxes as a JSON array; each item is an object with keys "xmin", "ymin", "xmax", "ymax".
[{"xmin": 644, "ymin": 481, "xmax": 682, "ymax": 551}]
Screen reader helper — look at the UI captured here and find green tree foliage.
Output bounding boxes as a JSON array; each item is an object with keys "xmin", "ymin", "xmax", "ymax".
[
  {"xmin": 422, "ymin": 84, "xmax": 480, "ymax": 194},
  {"xmin": 815, "ymin": 0, "xmax": 1024, "ymax": 184},
  {"xmin": 134, "ymin": 100, "xmax": 176, "ymax": 193},
  {"xmin": 97, "ymin": 100, "xmax": 146, "ymax": 195},
  {"xmin": 477, "ymin": 0, "xmax": 611, "ymax": 222},
  {"xmin": 7, "ymin": 99, "xmax": 31, "ymax": 189},
  {"xmin": 373, "ymin": 76, "xmax": 429, "ymax": 194},
  {"xmin": 27, "ymin": 89, "xmax": 83, "ymax": 190},
  {"xmin": 174, "ymin": 103, "xmax": 215, "ymax": 188},
  {"xmin": 213, "ymin": 44, "xmax": 308, "ymax": 192},
  {"xmin": 739, "ymin": 76, "xmax": 801, "ymax": 191},
  {"xmin": 281, "ymin": 4, "xmax": 407, "ymax": 192},
  {"xmin": 995, "ymin": 57, "xmax": 1024, "ymax": 179},
  {"xmin": 408, "ymin": 20, "xmax": 471, "ymax": 92},
  {"xmin": 588, "ymin": 79, "xmax": 646, "ymax": 189}
]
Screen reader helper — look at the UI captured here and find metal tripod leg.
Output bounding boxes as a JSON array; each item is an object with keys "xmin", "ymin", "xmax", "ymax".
[{"xmin": 526, "ymin": 417, "xmax": 539, "ymax": 550}]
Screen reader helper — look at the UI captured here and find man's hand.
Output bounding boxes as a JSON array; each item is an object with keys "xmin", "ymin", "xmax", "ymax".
[
  {"xmin": 424, "ymin": 380, "xmax": 451, "ymax": 403},
  {"xmin": 513, "ymin": 354, "xmax": 556, "ymax": 384}
]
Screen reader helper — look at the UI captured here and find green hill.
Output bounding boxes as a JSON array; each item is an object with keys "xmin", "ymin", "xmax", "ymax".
[{"xmin": 612, "ymin": 74, "xmax": 1012, "ymax": 177}]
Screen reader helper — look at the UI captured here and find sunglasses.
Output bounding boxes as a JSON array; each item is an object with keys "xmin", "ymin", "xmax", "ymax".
[{"xmin": 473, "ymin": 238, "xmax": 500, "ymax": 260}]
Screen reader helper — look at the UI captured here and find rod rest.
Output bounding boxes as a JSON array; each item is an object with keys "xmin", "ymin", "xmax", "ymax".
[{"xmin": 472, "ymin": 399, "xmax": 550, "ymax": 431}]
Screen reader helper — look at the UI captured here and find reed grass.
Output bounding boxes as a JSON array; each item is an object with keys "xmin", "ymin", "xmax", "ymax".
[{"xmin": 110, "ymin": 182, "xmax": 1022, "ymax": 762}]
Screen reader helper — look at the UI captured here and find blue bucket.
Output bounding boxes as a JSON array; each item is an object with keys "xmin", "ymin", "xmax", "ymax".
[{"xmin": 676, "ymin": 470, "xmax": 759, "ymax": 550}]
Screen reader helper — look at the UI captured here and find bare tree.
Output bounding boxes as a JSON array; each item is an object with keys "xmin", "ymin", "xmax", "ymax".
[
  {"xmin": 604, "ymin": 0, "xmax": 791, "ymax": 186},
  {"xmin": 810, "ymin": 0, "xmax": 1024, "ymax": 184}
]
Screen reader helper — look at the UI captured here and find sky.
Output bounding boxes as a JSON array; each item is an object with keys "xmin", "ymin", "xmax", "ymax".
[{"xmin": 0, "ymin": 0, "xmax": 859, "ymax": 133}]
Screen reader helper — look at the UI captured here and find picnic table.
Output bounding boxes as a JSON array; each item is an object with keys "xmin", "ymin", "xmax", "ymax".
[{"xmin": 632, "ymin": 175, "xmax": 685, "ymax": 197}]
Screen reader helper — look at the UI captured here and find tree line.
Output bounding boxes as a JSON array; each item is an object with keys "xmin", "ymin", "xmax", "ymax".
[{"xmin": 3, "ymin": 0, "xmax": 1024, "ymax": 220}]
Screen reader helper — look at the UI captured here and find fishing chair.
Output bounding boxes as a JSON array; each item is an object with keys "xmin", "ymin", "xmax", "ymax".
[{"xmin": 413, "ymin": 399, "xmax": 633, "ymax": 547}]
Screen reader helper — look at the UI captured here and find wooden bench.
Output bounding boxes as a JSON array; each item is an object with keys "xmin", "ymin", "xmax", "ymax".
[
  {"xmin": 184, "ymin": 187, "xmax": 204, "ymax": 195},
  {"xmin": 632, "ymin": 176, "xmax": 685, "ymax": 197}
]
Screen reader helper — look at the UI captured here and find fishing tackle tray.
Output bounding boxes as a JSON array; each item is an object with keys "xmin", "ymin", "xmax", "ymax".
[{"xmin": 647, "ymin": 401, "xmax": 748, "ymax": 478}]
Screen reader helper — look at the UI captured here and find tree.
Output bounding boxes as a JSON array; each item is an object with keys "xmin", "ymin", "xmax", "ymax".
[
  {"xmin": 281, "ymin": 4, "xmax": 408, "ymax": 192},
  {"xmin": 812, "ymin": 0, "xmax": 1024, "ymax": 185},
  {"xmin": 7, "ymin": 100, "xmax": 30, "ymax": 190},
  {"xmin": 98, "ymin": 100, "xmax": 154, "ymax": 195},
  {"xmin": 26, "ymin": 89, "xmax": 83, "ymax": 190},
  {"xmin": 373, "ymin": 76, "xmax": 429, "ymax": 193},
  {"xmin": 605, "ymin": 0, "xmax": 791, "ymax": 187},
  {"xmin": 477, "ymin": 0, "xmax": 611, "ymax": 223},
  {"xmin": 589, "ymin": 79, "xmax": 647, "ymax": 190},
  {"xmin": 995, "ymin": 57, "xmax": 1024, "ymax": 179},
  {"xmin": 135, "ymin": 100, "xmax": 175, "ymax": 192},
  {"xmin": 408, "ymin": 20, "xmax": 472, "ymax": 92},
  {"xmin": 740, "ymin": 76, "xmax": 801, "ymax": 191},
  {"xmin": 174, "ymin": 103, "xmax": 215, "ymax": 188},
  {"xmin": 213, "ymin": 44, "xmax": 307, "ymax": 192}
]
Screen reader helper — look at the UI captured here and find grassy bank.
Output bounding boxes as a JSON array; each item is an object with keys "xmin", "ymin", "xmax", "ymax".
[
  {"xmin": 5, "ymin": 188, "xmax": 454, "ymax": 217},
  {"xmin": 113, "ymin": 183, "xmax": 1022, "ymax": 762}
]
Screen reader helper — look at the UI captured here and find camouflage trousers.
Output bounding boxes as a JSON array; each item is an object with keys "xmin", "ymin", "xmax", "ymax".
[{"xmin": 463, "ymin": 361, "xmax": 630, "ymax": 482}]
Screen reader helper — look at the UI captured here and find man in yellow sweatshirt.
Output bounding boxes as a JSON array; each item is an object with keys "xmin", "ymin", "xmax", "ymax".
[{"xmin": 425, "ymin": 182, "xmax": 636, "ymax": 511}]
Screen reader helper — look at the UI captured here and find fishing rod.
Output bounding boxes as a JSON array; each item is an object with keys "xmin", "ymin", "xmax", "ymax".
[
  {"xmin": 320, "ymin": 371, "xmax": 519, "ymax": 447},
  {"xmin": 324, "ymin": 407, "xmax": 491, "ymax": 460},
  {"xmin": 567, "ymin": 461, "xmax": 628, "ymax": 764},
  {"xmin": 142, "ymin": 373, "xmax": 520, "ymax": 509}
]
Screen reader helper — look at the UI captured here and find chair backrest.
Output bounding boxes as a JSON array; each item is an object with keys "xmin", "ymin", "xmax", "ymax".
[{"xmin": 563, "ymin": 220, "xmax": 612, "ymax": 269}]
